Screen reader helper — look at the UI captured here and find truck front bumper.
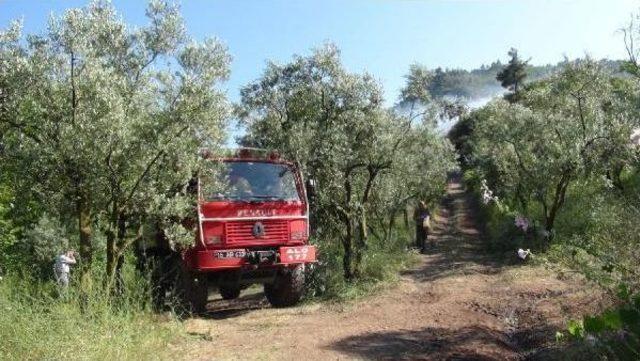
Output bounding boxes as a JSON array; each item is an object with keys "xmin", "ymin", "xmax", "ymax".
[{"xmin": 189, "ymin": 245, "xmax": 317, "ymax": 271}]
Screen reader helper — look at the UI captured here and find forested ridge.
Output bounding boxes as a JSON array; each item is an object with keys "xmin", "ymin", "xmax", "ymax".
[
  {"xmin": 402, "ymin": 58, "xmax": 625, "ymax": 100},
  {"xmin": 1, "ymin": 1, "xmax": 640, "ymax": 360}
]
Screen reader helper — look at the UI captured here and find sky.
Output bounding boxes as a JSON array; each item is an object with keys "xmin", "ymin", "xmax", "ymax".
[{"xmin": 1, "ymin": 0, "xmax": 637, "ymax": 109}]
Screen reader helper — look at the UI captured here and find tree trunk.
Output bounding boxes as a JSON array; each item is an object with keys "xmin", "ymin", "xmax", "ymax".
[
  {"xmin": 342, "ymin": 221, "xmax": 354, "ymax": 281},
  {"xmin": 114, "ymin": 213, "xmax": 128, "ymax": 295},
  {"xmin": 74, "ymin": 190, "xmax": 93, "ymax": 313},
  {"xmin": 542, "ymin": 173, "xmax": 571, "ymax": 246},
  {"xmin": 353, "ymin": 213, "xmax": 368, "ymax": 277},
  {"xmin": 515, "ymin": 184, "xmax": 528, "ymax": 213},
  {"xmin": 342, "ymin": 172, "xmax": 354, "ymax": 281},
  {"xmin": 106, "ymin": 229, "xmax": 117, "ymax": 288},
  {"xmin": 544, "ymin": 218, "xmax": 554, "ymax": 237},
  {"xmin": 106, "ymin": 212, "xmax": 128, "ymax": 295},
  {"xmin": 385, "ymin": 210, "xmax": 397, "ymax": 243},
  {"xmin": 77, "ymin": 191, "xmax": 92, "ymax": 284},
  {"xmin": 115, "ymin": 254, "xmax": 125, "ymax": 296},
  {"xmin": 609, "ymin": 163, "xmax": 625, "ymax": 191},
  {"xmin": 353, "ymin": 167, "xmax": 376, "ymax": 276},
  {"xmin": 545, "ymin": 199, "xmax": 562, "ymax": 243}
]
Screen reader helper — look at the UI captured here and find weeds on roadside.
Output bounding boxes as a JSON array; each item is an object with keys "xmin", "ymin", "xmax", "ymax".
[
  {"xmin": 305, "ymin": 222, "xmax": 420, "ymax": 302},
  {"xmin": 560, "ymin": 285, "xmax": 640, "ymax": 360},
  {"xmin": 0, "ymin": 265, "xmax": 184, "ymax": 361}
]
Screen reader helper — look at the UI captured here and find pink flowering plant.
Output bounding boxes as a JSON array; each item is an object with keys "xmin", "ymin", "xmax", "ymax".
[{"xmin": 514, "ymin": 215, "xmax": 530, "ymax": 232}]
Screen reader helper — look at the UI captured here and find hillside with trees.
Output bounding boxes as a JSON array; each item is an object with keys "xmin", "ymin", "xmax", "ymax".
[{"xmin": 408, "ymin": 56, "xmax": 624, "ymax": 101}]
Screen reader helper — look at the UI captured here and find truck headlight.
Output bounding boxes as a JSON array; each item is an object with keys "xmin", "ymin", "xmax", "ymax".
[
  {"xmin": 205, "ymin": 235, "xmax": 221, "ymax": 245},
  {"xmin": 290, "ymin": 220, "xmax": 307, "ymax": 240}
]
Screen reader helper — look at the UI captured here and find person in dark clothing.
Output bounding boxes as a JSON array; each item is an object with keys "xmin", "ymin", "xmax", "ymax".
[{"xmin": 413, "ymin": 201, "xmax": 431, "ymax": 253}]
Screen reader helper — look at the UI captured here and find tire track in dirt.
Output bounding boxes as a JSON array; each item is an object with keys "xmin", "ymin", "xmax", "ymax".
[{"xmin": 181, "ymin": 176, "xmax": 608, "ymax": 361}]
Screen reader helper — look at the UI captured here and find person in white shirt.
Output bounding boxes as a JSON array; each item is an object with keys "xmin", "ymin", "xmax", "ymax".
[{"xmin": 54, "ymin": 250, "xmax": 76, "ymax": 287}]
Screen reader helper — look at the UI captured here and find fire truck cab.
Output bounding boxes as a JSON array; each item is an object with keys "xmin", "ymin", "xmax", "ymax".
[{"xmin": 177, "ymin": 148, "xmax": 316, "ymax": 312}]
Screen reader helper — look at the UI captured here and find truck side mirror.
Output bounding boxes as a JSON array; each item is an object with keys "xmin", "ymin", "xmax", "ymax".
[{"xmin": 305, "ymin": 179, "xmax": 317, "ymax": 198}]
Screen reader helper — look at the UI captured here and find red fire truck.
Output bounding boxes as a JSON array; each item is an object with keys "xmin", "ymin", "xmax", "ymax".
[{"xmin": 163, "ymin": 149, "xmax": 316, "ymax": 313}]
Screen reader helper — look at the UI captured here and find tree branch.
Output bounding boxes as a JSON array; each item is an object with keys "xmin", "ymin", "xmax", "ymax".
[{"xmin": 122, "ymin": 125, "xmax": 190, "ymax": 207}]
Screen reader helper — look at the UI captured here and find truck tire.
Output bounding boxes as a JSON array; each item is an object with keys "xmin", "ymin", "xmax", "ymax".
[
  {"xmin": 264, "ymin": 265, "xmax": 305, "ymax": 308},
  {"xmin": 174, "ymin": 269, "xmax": 208, "ymax": 316},
  {"xmin": 151, "ymin": 279, "xmax": 168, "ymax": 311},
  {"xmin": 147, "ymin": 248, "xmax": 182, "ymax": 312},
  {"xmin": 219, "ymin": 286, "xmax": 241, "ymax": 300}
]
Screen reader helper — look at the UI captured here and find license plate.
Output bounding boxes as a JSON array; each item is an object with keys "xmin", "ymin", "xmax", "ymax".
[
  {"xmin": 279, "ymin": 246, "xmax": 316, "ymax": 263},
  {"xmin": 214, "ymin": 249, "xmax": 246, "ymax": 259}
]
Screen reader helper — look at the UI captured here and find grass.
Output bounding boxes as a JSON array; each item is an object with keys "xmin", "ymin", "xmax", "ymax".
[
  {"xmin": 306, "ymin": 220, "xmax": 421, "ymax": 302},
  {"xmin": 0, "ymin": 219, "xmax": 422, "ymax": 360},
  {"xmin": 0, "ymin": 271, "xmax": 185, "ymax": 361},
  {"xmin": 0, "ymin": 246, "xmax": 419, "ymax": 361}
]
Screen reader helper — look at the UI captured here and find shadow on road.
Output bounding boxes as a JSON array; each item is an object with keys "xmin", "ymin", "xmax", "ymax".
[
  {"xmin": 329, "ymin": 325, "xmax": 515, "ymax": 360},
  {"xmin": 328, "ymin": 322, "xmax": 566, "ymax": 361},
  {"xmin": 199, "ymin": 291, "xmax": 269, "ymax": 320}
]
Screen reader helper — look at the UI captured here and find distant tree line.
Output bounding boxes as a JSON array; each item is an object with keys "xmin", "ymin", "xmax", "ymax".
[{"xmin": 406, "ymin": 55, "xmax": 625, "ymax": 100}]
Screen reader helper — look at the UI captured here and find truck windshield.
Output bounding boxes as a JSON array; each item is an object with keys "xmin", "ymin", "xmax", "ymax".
[{"xmin": 203, "ymin": 161, "xmax": 300, "ymax": 202}]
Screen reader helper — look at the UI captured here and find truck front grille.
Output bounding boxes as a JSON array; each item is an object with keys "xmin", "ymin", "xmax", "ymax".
[{"xmin": 225, "ymin": 220, "xmax": 289, "ymax": 243}]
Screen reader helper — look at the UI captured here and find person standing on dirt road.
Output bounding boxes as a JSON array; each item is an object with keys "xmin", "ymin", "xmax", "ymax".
[
  {"xmin": 54, "ymin": 249, "xmax": 76, "ymax": 288},
  {"xmin": 414, "ymin": 201, "xmax": 431, "ymax": 253}
]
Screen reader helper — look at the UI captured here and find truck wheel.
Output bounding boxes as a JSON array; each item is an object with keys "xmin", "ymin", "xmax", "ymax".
[
  {"xmin": 264, "ymin": 265, "xmax": 305, "ymax": 308},
  {"xmin": 188, "ymin": 275, "xmax": 209, "ymax": 314},
  {"xmin": 174, "ymin": 269, "xmax": 208, "ymax": 316},
  {"xmin": 148, "ymin": 249, "xmax": 182, "ymax": 312},
  {"xmin": 219, "ymin": 286, "xmax": 241, "ymax": 300},
  {"xmin": 151, "ymin": 279, "xmax": 167, "ymax": 311}
]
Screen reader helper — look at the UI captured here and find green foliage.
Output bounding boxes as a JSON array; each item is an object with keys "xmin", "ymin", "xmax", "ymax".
[
  {"xmin": 24, "ymin": 214, "xmax": 69, "ymax": 276},
  {"xmin": 306, "ymin": 219, "xmax": 419, "ymax": 300},
  {"xmin": 463, "ymin": 169, "xmax": 534, "ymax": 251},
  {"xmin": 0, "ymin": 185, "xmax": 19, "ymax": 273},
  {"xmin": 496, "ymin": 48, "xmax": 528, "ymax": 93},
  {"xmin": 0, "ymin": 270, "xmax": 184, "ymax": 361},
  {"xmin": 457, "ymin": 15, "xmax": 640, "ymax": 357},
  {"xmin": 0, "ymin": 0, "xmax": 230, "ymax": 281},
  {"xmin": 238, "ymin": 44, "xmax": 457, "ymax": 281},
  {"xmin": 402, "ymin": 56, "xmax": 625, "ymax": 103},
  {"xmin": 545, "ymin": 178, "xmax": 640, "ymax": 292},
  {"xmin": 567, "ymin": 319, "xmax": 585, "ymax": 339},
  {"xmin": 469, "ymin": 59, "xmax": 635, "ymax": 245},
  {"xmin": 448, "ymin": 111, "xmax": 478, "ymax": 166},
  {"xmin": 564, "ymin": 289, "xmax": 640, "ymax": 359}
]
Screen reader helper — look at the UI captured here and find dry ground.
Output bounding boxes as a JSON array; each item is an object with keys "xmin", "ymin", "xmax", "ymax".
[{"xmin": 179, "ymin": 178, "xmax": 609, "ymax": 361}]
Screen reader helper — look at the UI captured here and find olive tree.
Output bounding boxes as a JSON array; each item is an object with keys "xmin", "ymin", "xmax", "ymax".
[
  {"xmin": 471, "ymin": 59, "xmax": 634, "ymax": 241},
  {"xmin": 237, "ymin": 44, "xmax": 382, "ymax": 279},
  {"xmin": 237, "ymin": 44, "xmax": 456, "ymax": 279},
  {"xmin": 0, "ymin": 1, "xmax": 230, "ymax": 287},
  {"xmin": 370, "ymin": 122, "xmax": 456, "ymax": 242}
]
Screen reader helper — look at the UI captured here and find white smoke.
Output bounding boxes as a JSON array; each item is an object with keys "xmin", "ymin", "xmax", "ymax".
[
  {"xmin": 438, "ymin": 89, "xmax": 505, "ymax": 134},
  {"xmin": 467, "ymin": 95, "xmax": 497, "ymax": 110}
]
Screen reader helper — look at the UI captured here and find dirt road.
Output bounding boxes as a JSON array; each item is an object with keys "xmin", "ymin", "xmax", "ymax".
[{"xmin": 182, "ymin": 178, "xmax": 607, "ymax": 360}]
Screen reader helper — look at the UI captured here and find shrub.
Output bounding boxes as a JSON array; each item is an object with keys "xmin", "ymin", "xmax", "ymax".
[
  {"xmin": 563, "ymin": 287, "xmax": 640, "ymax": 360},
  {"xmin": 305, "ymin": 220, "xmax": 419, "ymax": 301}
]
